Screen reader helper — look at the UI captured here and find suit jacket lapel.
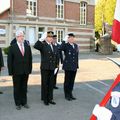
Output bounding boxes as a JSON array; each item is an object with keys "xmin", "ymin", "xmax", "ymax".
[
  {"xmin": 16, "ymin": 43, "xmax": 25, "ymax": 57},
  {"xmin": 24, "ymin": 43, "xmax": 27, "ymax": 56},
  {"xmin": 45, "ymin": 41, "xmax": 53, "ymax": 53}
]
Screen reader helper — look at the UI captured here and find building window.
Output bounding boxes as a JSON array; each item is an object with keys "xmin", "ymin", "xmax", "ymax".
[
  {"xmin": 19, "ymin": 27, "xmax": 26, "ymax": 33},
  {"xmin": 80, "ymin": 2, "xmax": 87, "ymax": 25},
  {"xmin": 38, "ymin": 27, "xmax": 44, "ymax": 39},
  {"xmin": 0, "ymin": 26, "xmax": 6, "ymax": 37},
  {"xmin": 56, "ymin": 29, "xmax": 64, "ymax": 43},
  {"xmin": 28, "ymin": 27, "xmax": 36, "ymax": 44},
  {"xmin": 26, "ymin": 0, "xmax": 37, "ymax": 16},
  {"xmin": 56, "ymin": 0, "xmax": 64, "ymax": 19}
]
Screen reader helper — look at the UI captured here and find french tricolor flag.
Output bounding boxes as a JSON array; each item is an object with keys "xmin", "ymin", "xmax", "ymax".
[{"xmin": 112, "ymin": 0, "xmax": 120, "ymax": 44}]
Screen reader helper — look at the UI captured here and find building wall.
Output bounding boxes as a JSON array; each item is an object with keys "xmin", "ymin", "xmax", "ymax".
[
  {"xmin": 87, "ymin": 5, "xmax": 95, "ymax": 25},
  {"xmin": 0, "ymin": 0, "xmax": 95, "ymax": 53},
  {"xmin": 38, "ymin": 0, "xmax": 56, "ymax": 17},
  {"xmin": 64, "ymin": 1, "xmax": 80, "ymax": 20},
  {"xmin": 68, "ymin": 27, "xmax": 94, "ymax": 52},
  {"xmin": 13, "ymin": 0, "xmax": 26, "ymax": 15},
  {"xmin": 0, "ymin": 11, "xmax": 10, "ymax": 20}
]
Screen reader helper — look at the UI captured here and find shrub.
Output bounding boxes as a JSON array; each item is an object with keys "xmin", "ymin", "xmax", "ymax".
[{"xmin": 3, "ymin": 46, "xmax": 10, "ymax": 55}]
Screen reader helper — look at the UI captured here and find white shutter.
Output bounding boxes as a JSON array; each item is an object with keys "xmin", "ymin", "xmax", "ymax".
[{"xmin": 28, "ymin": 27, "xmax": 35, "ymax": 44}]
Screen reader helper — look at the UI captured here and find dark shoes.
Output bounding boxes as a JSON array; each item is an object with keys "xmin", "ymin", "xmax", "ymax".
[
  {"xmin": 23, "ymin": 104, "xmax": 30, "ymax": 109},
  {"xmin": 71, "ymin": 96, "xmax": 76, "ymax": 100},
  {"xmin": 44, "ymin": 100, "xmax": 56, "ymax": 105},
  {"xmin": 53, "ymin": 86, "xmax": 59, "ymax": 89},
  {"xmin": 16, "ymin": 105, "xmax": 21, "ymax": 110},
  {"xmin": 49, "ymin": 101, "xmax": 56, "ymax": 105},
  {"xmin": 44, "ymin": 102, "xmax": 49, "ymax": 106},
  {"xmin": 0, "ymin": 91, "xmax": 3, "ymax": 94},
  {"xmin": 65, "ymin": 95, "xmax": 77, "ymax": 101},
  {"xmin": 16, "ymin": 104, "xmax": 30, "ymax": 110},
  {"xmin": 65, "ymin": 97, "xmax": 72, "ymax": 101}
]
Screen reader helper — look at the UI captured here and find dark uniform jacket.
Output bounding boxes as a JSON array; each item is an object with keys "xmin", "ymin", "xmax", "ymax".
[
  {"xmin": 7, "ymin": 43, "xmax": 32, "ymax": 75},
  {"xmin": 107, "ymin": 83, "xmax": 120, "ymax": 120},
  {"xmin": 0, "ymin": 48, "xmax": 4, "ymax": 71},
  {"xmin": 60, "ymin": 42, "xmax": 79, "ymax": 71},
  {"xmin": 34, "ymin": 40, "xmax": 57, "ymax": 70},
  {"xmin": 53, "ymin": 43, "xmax": 63, "ymax": 67}
]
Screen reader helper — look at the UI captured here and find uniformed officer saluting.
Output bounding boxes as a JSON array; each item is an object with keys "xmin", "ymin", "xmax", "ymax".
[
  {"xmin": 61, "ymin": 33, "xmax": 79, "ymax": 101},
  {"xmin": 34, "ymin": 31, "xmax": 57, "ymax": 105}
]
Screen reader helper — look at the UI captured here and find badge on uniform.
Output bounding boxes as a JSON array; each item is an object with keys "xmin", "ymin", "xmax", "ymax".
[
  {"xmin": 111, "ymin": 96, "xmax": 119, "ymax": 108},
  {"xmin": 111, "ymin": 91, "xmax": 120, "ymax": 108},
  {"xmin": 69, "ymin": 50, "xmax": 71, "ymax": 55}
]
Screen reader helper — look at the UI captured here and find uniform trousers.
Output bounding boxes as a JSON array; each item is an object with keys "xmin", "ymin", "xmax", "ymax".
[
  {"xmin": 12, "ymin": 74, "xmax": 28, "ymax": 106},
  {"xmin": 41, "ymin": 69, "xmax": 54, "ymax": 103},
  {"xmin": 64, "ymin": 70, "xmax": 77, "ymax": 98}
]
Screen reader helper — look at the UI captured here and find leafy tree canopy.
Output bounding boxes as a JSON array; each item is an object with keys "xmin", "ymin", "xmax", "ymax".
[{"xmin": 95, "ymin": 0, "xmax": 116, "ymax": 33}]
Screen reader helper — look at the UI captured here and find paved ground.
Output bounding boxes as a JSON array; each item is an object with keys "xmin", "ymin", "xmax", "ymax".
[{"xmin": 1, "ymin": 52, "xmax": 120, "ymax": 120}]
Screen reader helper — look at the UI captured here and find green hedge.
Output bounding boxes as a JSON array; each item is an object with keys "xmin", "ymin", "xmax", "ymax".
[{"xmin": 3, "ymin": 46, "xmax": 10, "ymax": 55}]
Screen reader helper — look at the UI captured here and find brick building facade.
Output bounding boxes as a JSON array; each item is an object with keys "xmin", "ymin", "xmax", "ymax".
[{"xmin": 0, "ymin": 0, "xmax": 95, "ymax": 52}]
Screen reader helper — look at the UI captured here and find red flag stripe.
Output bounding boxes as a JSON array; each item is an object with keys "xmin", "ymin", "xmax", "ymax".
[
  {"xmin": 112, "ymin": 0, "xmax": 120, "ymax": 43},
  {"xmin": 90, "ymin": 74, "xmax": 120, "ymax": 120},
  {"xmin": 112, "ymin": 20, "xmax": 120, "ymax": 44}
]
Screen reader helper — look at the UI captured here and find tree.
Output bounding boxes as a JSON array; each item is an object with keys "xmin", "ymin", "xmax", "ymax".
[
  {"xmin": 104, "ymin": 0, "xmax": 116, "ymax": 25},
  {"xmin": 95, "ymin": 0, "xmax": 106, "ymax": 33},
  {"xmin": 95, "ymin": 0, "xmax": 116, "ymax": 33}
]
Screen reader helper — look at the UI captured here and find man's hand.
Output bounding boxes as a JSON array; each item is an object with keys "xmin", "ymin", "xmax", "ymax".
[{"xmin": 39, "ymin": 32, "xmax": 47, "ymax": 42}]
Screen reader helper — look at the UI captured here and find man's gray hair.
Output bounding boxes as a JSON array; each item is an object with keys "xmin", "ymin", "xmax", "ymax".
[{"xmin": 16, "ymin": 30, "xmax": 24, "ymax": 37}]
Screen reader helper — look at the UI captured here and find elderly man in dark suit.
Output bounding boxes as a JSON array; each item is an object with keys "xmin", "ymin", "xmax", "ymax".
[
  {"xmin": 34, "ymin": 31, "xmax": 57, "ymax": 105},
  {"xmin": 7, "ymin": 30, "xmax": 32, "ymax": 110},
  {"xmin": 0, "ymin": 48, "xmax": 4, "ymax": 94},
  {"xmin": 60, "ymin": 33, "xmax": 79, "ymax": 101}
]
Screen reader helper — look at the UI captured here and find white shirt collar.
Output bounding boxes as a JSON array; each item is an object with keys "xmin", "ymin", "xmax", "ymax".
[
  {"xmin": 46, "ymin": 41, "xmax": 52, "ymax": 45},
  {"xmin": 17, "ymin": 41, "xmax": 24, "ymax": 51}
]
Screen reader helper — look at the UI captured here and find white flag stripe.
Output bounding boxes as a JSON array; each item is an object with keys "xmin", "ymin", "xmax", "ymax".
[
  {"xmin": 0, "ymin": 0, "xmax": 10, "ymax": 14},
  {"xmin": 114, "ymin": 0, "xmax": 120, "ymax": 22}
]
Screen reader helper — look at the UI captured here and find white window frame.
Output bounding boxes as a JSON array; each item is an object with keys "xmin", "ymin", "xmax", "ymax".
[
  {"xmin": 56, "ymin": 0, "xmax": 64, "ymax": 19},
  {"xmin": 28, "ymin": 27, "xmax": 36, "ymax": 45},
  {"xmin": 26, "ymin": 0, "xmax": 37, "ymax": 16},
  {"xmin": 80, "ymin": 2, "xmax": 87, "ymax": 25},
  {"xmin": 56, "ymin": 29, "xmax": 64, "ymax": 43},
  {"xmin": 38, "ymin": 27, "xmax": 44, "ymax": 39}
]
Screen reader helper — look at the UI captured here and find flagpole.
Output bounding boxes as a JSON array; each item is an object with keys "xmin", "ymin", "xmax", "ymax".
[
  {"xmin": 102, "ymin": 0, "xmax": 107, "ymax": 36},
  {"xmin": 11, "ymin": 0, "xmax": 14, "ymax": 31},
  {"xmin": 101, "ymin": 0, "xmax": 104, "ymax": 36},
  {"xmin": 10, "ymin": 0, "xmax": 14, "ymax": 42}
]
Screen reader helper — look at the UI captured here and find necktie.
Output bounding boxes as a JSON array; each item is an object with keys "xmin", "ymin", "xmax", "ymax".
[
  {"xmin": 71, "ymin": 44, "xmax": 74, "ymax": 49},
  {"xmin": 50, "ymin": 44, "xmax": 53, "ymax": 52},
  {"xmin": 72, "ymin": 44, "xmax": 74, "ymax": 49},
  {"xmin": 20, "ymin": 43, "xmax": 24, "ymax": 56}
]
